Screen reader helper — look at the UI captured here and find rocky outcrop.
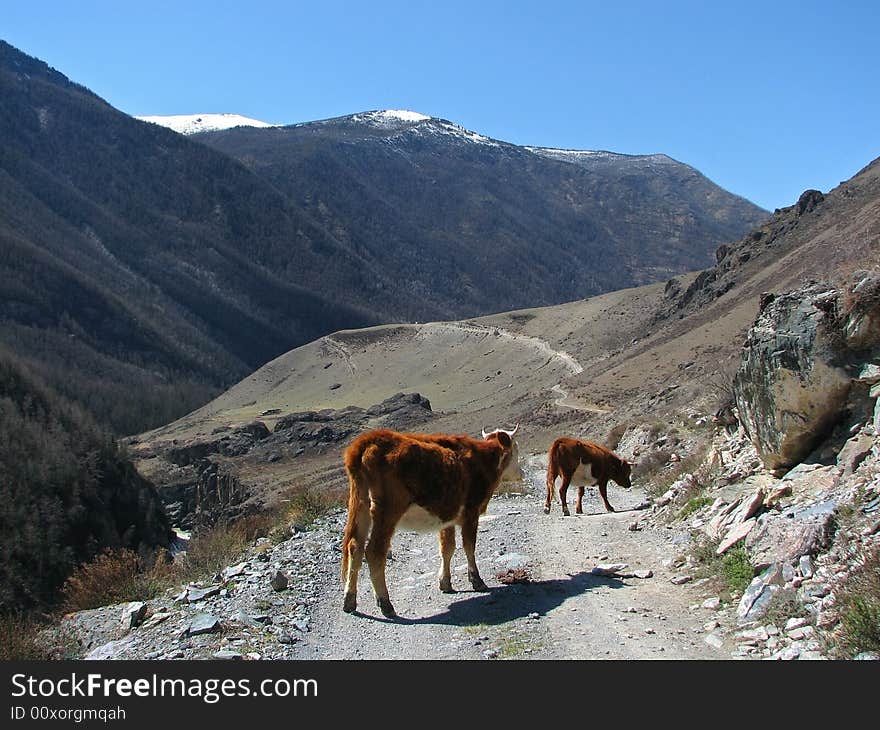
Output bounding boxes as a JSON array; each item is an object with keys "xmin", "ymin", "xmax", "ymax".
[
  {"xmin": 140, "ymin": 393, "xmax": 435, "ymax": 529},
  {"xmin": 733, "ymin": 275, "xmax": 880, "ymax": 471}
]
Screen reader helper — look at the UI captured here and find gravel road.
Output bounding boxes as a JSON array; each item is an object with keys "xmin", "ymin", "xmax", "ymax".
[{"xmin": 289, "ymin": 462, "xmax": 734, "ymax": 660}]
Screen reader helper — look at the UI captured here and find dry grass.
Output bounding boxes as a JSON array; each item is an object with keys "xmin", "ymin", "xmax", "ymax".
[
  {"xmin": 0, "ymin": 614, "xmax": 53, "ymax": 660},
  {"xmin": 60, "ymin": 485, "xmax": 343, "ymax": 615},
  {"xmin": 61, "ymin": 549, "xmax": 172, "ymax": 612}
]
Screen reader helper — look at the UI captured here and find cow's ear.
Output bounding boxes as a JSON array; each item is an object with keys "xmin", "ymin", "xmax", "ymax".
[{"xmin": 496, "ymin": 431, "xmax": 512, "ymax": 448}]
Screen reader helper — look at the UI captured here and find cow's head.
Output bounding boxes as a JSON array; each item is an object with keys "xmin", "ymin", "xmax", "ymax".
[
  {"xmin": 482, "ymin": 425, "xmax": 523, "ymax": 482},
  {"xmin": 616, "ymin": 458, "xmax": 633, "ymax": 488}
]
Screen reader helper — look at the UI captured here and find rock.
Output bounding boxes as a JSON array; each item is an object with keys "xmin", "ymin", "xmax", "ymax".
[
  {"xmin": 633, "ymin": 569, "xmax": 654, "ymax": 579},
  {"xmin": 787, "ymin": 626, "xmax": 815, "ymax": 641},
  {"xmin": 854, "ymin": 652, "xmax": 880, "ymax": 661},
  {"xmin": 270, "ymin": 571, "xmax": 289, "ymax": 592},
  {"xmin": 765, "ymin": 485, "xmax": 792, "ymax": 508},
  {"xmin": 187, "ymin": 613, "xmax": 221, "ymax": 635},
  {"xmin": 798, "ymin": 555, "xmax": 814, "ymax": 578},
  {"xmin": 736, "ymin": 626, "xmax": 769, "ymax": 643},
  {"xmin": 222, "ymin": 562, "xmax": 248, "ymax": 580},
  {"xmin": 795, "ymin": 189, "xmax": 824, "ymax": 216},
  {"xmin": 784, "ymin": 616, "xmax": 809, "ymax": 632},
  {"xmin": 746, "ymin": 501, "xmax": 835, "ymax": 571},
  {"xmin": 733, "ymin": 283, "xmax": 853, "ymax": 471},
  {"xmin": 701, "ymin": 597, "xmax": 721, "ymax": 610},
  {"xmin": 483, "ymin": 648, "xmax": 499, "ymax": 659},
  {"xmin": 591, "ymin": 563, "xmax": 628, "ymax": 577},
  {"xmin": 656, "ymin": 490, "xmax": 676, "ymax": 507},
  {"xmin": 186, "ymin": 585, "xmax": 221, "ymax": 603},
  {"xmin": 84, "ymin": 637, "xmax": 135, "ymax": 660},
  {"xmin": 213, "ymin": 650, "xmax": 243, "ymax": 660},
  {"xmin": 717, "ymin": 519, "xmax": 756, "ymax": 555},
  {"xmin": 628, "ymin": 520, "xmax": 642, "ymax": 531},
  {"xmin": 737, "ymin": 564, "xmax": 785, "ymax": 624},
  {"xmin": 141, "ymin": 611, "xmax": 171, "ymax": 630},
  {"xmin": 120, "ymin": 601, "xmax": 148, "ymax": 630},
  {"xmin": 837, "ymin": 432, "xmax": 875, "ymax": 476},
  {"xmin": 670, "ymin": 575, "xmax": 692, "ymax": 585},
  {"xmin": 704, "ymin": 633, "xmax": 724, "ymax": 649},
  {"xmin": 494, "ymin": 553, "xmax": 530, "ymax": 570}
]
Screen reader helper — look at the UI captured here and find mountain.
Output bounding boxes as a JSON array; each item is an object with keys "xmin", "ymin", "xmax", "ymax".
[
  {"xmin": 0, "ymin": 40, "xmax": 378, "ymax": 434},
  {"xmin": 194, "ymin": 109, "xmax": 769, "ymax": 319},
  {"xmin": 135, "ymin": 113, "xmax": 275, "ymax": 135},
  {"xmin": 1, "ymin": 39, "xmax": 766, "ymax": 437},
  {"xmin": 132, "ymin": 154, "xmax": 878, "ymax": 529}
]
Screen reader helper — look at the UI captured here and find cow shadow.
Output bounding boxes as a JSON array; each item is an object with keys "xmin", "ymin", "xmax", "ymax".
[{"xmin": 357, "ymin": 571, "xmax": 625, "ymax": 626}]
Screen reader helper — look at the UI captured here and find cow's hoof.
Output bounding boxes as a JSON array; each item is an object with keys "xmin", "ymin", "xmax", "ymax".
[
  {"xmin": 439, "ymin": 581, "xmax": 456, "ymax": 594},
  {"xmin": 575, "ymin": 509, "xmax": 583, "ymax": 515},
  {"xmin": 606, "ymin": 506, "xmax": 616, "ymax": 513},
  {"xmin": 543, "ymin": 506, "xmax": 550, "ymax": 514},
  {"xmin": 469, "ymin": 577, "xmax": 490, "ymax": 592},
  {"xmin": 343, "ymin": 593, "xmax": 357, "ymax": 613},
  {"xmin": 378, "ymin": 597, "xmax": 397, "ymax": 618},
  {"xmin": 562, "ymin": 510, "xmax": 570, "ymax": 517}
]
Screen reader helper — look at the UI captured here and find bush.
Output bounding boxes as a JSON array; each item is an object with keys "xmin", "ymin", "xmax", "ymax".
[
  {"xmin": 688, "ymin": 534, "xmax": 754, "ymax": 598},
  {"xmin": 679, "ymin": 495, "xmax": 713, "ymax": 519},
  {"xmin": 832, "ymin": 547, "xmax": 880, "ymax": 658},
  {"xmin": 60, "ymin": 549, "xmax": 174, "ymax": 612},
  {"xmin": 0, "ymin": 614, "xmax": 52, "ymax": 660},
  {"xmin": 721, "ymin": 546, "xmax": 754, "ymax": 595}
]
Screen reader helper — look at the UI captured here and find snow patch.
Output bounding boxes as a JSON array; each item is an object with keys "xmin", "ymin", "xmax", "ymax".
[{"xmin": 135, "ymin": 113, "xmax": 276, "ymax": 135}]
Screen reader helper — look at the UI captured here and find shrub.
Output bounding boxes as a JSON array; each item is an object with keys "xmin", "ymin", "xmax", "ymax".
[
  {"xmin": 0, "ymin": 614, "xmax": 52, "ymax": 660},
  {"xmin": 832, "ymin": 547, "xmax": 880, "ymax": 658},
  {"xmin": 688, "ymin": 534, "xmax": 754, "ymax": 598},
  {"xmin": 721, "ymin": 546, "xmax": 754, "ymax": 595},
  {"xmin": 61, "ymin": 550, "xmax": 154, "ymax": 611},
  {"xmin": 679, "ymin": 495, "xmax": 713, "ymax": 519}
]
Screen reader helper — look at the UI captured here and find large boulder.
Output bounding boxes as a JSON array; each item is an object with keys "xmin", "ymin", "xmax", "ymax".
[{"xmin": 733, "ymin": 276, "xmax": 880, "ymax": 471}]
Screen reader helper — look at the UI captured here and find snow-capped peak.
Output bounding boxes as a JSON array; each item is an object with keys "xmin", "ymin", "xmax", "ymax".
[
  {"xmin": 377, "ymin": 109, "xmax": 431, "ymax": 122},
  {"xmin": 135, "ymin": 113, "xmax": 276, "ymax": 135},
  {"xmin": 351, "ymin": 109, "xmax": 432, "ymax": 129}
]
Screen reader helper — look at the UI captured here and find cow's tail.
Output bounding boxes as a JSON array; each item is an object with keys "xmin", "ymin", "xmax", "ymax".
[
  {"xmin": 340, "ymin": 443, "xmax": 375, "ymax": 587},
  {"xmin": 545, "ymin": 443, "xmax": 559, "ymax": 503}
]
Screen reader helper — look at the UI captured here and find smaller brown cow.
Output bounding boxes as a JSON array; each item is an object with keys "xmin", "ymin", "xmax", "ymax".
[{"xmin": 544, "ymin": 437, "xmax": 632, "ymax": 515}]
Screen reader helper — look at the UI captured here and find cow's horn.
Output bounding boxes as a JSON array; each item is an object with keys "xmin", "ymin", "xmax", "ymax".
[
  {"xmin": 481, "ymin": 428, "xmax": 489, "ymax": 439},
  {"xmin": 510, "ymin": 424, "xmax": 519, "ymax": 436}
]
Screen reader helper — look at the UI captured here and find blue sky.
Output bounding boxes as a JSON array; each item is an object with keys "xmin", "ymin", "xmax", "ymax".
[{"xmin": 3, "ymin": 0, "xmax": 878, "ymax": 211}]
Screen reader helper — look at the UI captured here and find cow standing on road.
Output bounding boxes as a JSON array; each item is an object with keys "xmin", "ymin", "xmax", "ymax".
[
  {"xmin": 341, "ymin": 427, "xmax": 522, "ymax": 618},
  {"xmin": 545, "ymin": 436, "xmax": 632, "ymax": 515}
]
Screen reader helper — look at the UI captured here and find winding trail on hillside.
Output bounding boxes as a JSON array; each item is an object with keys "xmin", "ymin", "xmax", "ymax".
[
  {"xmin": 428, "ymin": 321, "xmax": 584, "ymax": 376},
  {"xmin": 418, "ymin": 321, "xmax": 614, "ymax": 415},
  {"xmin": 323, "ymin": 335, "xmax": 357, "ymax": 376},
  {"xmin": 288, "ymin": 461, "xmax": 734, "ymax": 660}
]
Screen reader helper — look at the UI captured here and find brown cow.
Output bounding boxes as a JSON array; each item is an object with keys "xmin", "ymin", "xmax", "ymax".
[
  {"xmin": 544, "ymin": 437, "xmax": 632, "ymax": 515},
  {"xmin": 341, "ymin": 426, "xmax": 522, "ymax": 618}
]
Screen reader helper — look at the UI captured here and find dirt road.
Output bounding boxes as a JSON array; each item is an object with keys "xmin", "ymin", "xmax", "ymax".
[{"xmin": 288, "ymin": 461, "xmax": 735, "ymax": 660}]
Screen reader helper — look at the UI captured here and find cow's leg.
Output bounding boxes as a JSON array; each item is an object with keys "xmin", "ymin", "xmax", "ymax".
[
  {"xmin": 544, "ymin": 472, "xmax": 556, "ymax": 514},
  {"xmin": 342, "ymin": 499, "xmax": 371, "ymax": 613},
  {"xmin": 438, "ymin": 525, "xmax": 456, "ymax": 593},
  {"xmin": 559, "ymin": 474, "xmax": 572, "ymax": 516},
  {"xmin": 576, "ymin": 485, "xmax": 585, "ymax": 514},
  {"xmin": 598, "ymin": 480, "xmax": 615, "ymax": 512},
  {"xmin": 365, "ymin": 505, "xmax": 404, "ymax": 618},
  {"xmin": 460, "ymin": 514, "xmax": 490, "ymax": 591}
]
